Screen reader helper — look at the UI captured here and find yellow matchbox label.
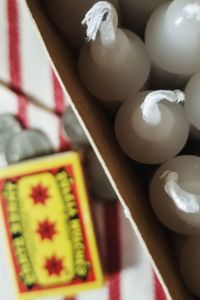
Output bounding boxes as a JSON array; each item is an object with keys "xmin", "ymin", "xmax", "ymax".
[{"xmin": 0, "ymin": 152, "xmax": 103, "ymax": 299}]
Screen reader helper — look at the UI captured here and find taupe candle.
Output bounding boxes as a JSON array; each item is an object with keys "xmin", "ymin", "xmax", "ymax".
[
  {"xmin": 45, "ymin": 0, "xmax": 119, "ymax": 52},
  {"xmin": 79, "ymin": 2, "xmax": 150, "ymax": 101},
  {"xmin": 150, "ymin": 155, "xmax": 200, "ymax": 234},
  {"xmin": 115, "ymin": 90, "xmax": 189, "ymax": 164}
]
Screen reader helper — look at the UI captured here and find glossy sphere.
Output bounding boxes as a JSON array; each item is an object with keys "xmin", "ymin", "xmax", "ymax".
[{"xmin": 145, "ymin": 0, "xmax": 200, "ymax": 85}]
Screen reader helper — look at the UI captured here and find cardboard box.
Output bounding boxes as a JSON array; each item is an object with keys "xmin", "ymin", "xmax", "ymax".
[
  {"xmin": 25, "ymin": 1, "xmax": 196, "ymax": 299},
  {"xmin": 0, "ymin": 152, "xmax": 103, "ymax": 299}
]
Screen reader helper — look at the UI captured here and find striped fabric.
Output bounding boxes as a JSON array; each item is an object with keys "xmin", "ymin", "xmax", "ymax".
[{"xmin": 0, "ymin": 0, "xmax": 166, "ymax": 299}]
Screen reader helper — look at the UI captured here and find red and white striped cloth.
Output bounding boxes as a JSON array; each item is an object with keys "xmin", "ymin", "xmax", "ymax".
[{"xmin": 0, "ymin": 0, "xmax": 166, "ymax": 299}]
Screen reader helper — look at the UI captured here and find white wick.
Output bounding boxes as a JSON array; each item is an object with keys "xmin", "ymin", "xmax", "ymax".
[
  {"xmin": 183, "ymin": 3, "xmax": 200, "ymax": 21},
  {"xmin": 140, "ymin": 90, "xmax": 185, "ymax": 126},
  {"xmin": 161, "ymin": 170, "xmax": 200, "ymax": 213},
  {"xmin": 82, "ymin": 1, "xmax": 118, "ymax": 44}
]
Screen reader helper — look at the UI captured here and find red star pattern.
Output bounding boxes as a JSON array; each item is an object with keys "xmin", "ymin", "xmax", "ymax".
[
  {"xmin": 44, "ymin": 256, "xmax": 64, "ymax": 276},
  {"xmin": 29, "ymin": 183, "xmax": 49, "ymax": 205},
  {"xmin": 37, "ymin": 220, "xmax": 57, "ymax": 240}
]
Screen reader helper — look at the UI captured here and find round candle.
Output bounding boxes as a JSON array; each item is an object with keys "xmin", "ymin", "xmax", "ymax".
[
  {"xmin": 145, "ymin": 0, "xmax": 200, "ymax": 88},
  {"xmin": 115, "ymin": 90, "xmax": 189, "ymax": 164},
  {"xmin": 120, "ymin": 0, "xmax": 169, "ymax": 37},
  {"xmin": 150, "ymin": 155, "xmax": 200, "ymax": 234},
  {"xmin": 0, "ymin": 115, "xmax": 22, "ymax": 167},
  {"xmin": 45, "ymin": 0, "xmax": 120, "ymax": 52},
  {"xmin": 61, "ymin": 106, "xmax": 89, "ymax": 147},
  {"xmin": 185, "ymin": 72, "xmax": 200, "ymax": 139},
  {"xmin": 5, "ymin": 130, "xmax": 53, "ymax": 163},
  {"xmin": 179, "ymin": 236, "xmax": 200, "ymax": 297},
  {"xmin": 79, "ymin": 2, "xmax": 150, "ymax": 101},
  {"xmin": 87, "ymin": 150, "xmax": 116, "ymax": 200}
]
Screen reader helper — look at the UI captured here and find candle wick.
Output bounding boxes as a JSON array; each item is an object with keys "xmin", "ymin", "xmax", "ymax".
[
  {"xmin": 82, "ymin": 1, "xmax": 118, "ymax": 44},
  {"xmin": 161, "ymin": 170, "xmax": 200, "ymax": 214},
  {"xmin": 140, "ymin": 90, "xmax": 185, "ymax": 126}
]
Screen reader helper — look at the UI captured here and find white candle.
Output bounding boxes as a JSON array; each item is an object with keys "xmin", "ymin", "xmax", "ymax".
[
  {"xmin": 145, "ymin": 0, "xmax": 200, "ymax": 88},
  {"xmin": 179, "ymin": 236, "xmax": 200, "ymax": 297},
  {"xmin": 78, "ymin": 2, "xmax": 150, "ymax": 101},
  {"xmin": 120, "ymin": 0, "xmax": 169, "ymax": 37},
  {"xmin": 185, "ymin": 72, "xmax": 200, "ymax": 139},
  {"xmin": 150, "ymin": 155, "xmax": 200, "ymax": 234},
  {"xmin": 45, "ymin": 0, "xmax": 119, "ymax": 52},
  {"xmin": 115, "ymin": 90, "xmax": 189, "ymax": 164}
]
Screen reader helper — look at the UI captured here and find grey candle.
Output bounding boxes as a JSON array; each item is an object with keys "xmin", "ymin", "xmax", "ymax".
[
  {"xmin": 115, "ymin": 90, "xmax": 189, "ymax": 164},
  {"xmin": 45, "ymin": 0, "xmax": 120, "ymax": 52},
  {"xmin": 79, "ymin": 2, "xmax": 150, "ymax": 102},
  {"xmin": 150, "ymin": 155, "xmax": 200, "ymax": 234}
]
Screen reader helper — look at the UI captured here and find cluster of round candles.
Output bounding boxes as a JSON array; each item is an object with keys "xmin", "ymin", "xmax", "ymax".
[{"xmin": 46, "ymin": 0, "xmax": 200, "ymax": 296}]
